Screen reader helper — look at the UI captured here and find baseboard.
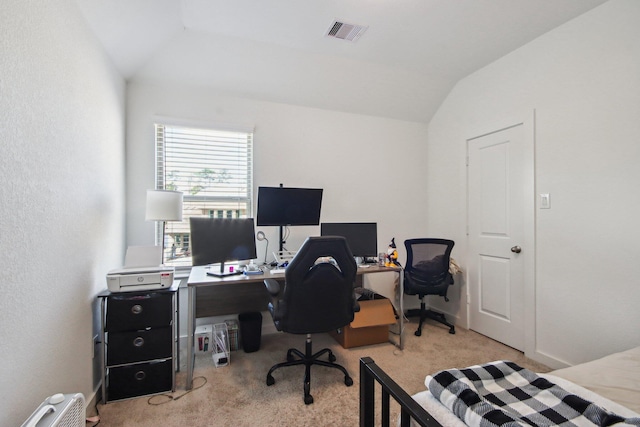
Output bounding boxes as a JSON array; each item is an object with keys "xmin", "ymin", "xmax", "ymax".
[
  {"xmin": 85, "ymin": 387, "xmax": 101, "ymax": 417},
  {"xmin": 179, "ymin": 321, "xmax": 279, "ymax": 350}
]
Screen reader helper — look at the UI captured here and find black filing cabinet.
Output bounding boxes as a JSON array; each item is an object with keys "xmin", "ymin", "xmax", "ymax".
[{"xmin": 98, "ymin": 282, "xmax": 179, "ymax": 403}]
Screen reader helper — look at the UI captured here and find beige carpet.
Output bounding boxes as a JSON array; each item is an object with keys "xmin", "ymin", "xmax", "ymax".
[{"xmin": 93, "ymin": 320, "xmax": 550, "ymax": 426}]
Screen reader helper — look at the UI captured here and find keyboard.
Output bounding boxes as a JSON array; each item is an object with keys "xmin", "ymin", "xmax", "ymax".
[{"xmin": 270, "ymin": 268, "xmax": 286, "ymax": 274}]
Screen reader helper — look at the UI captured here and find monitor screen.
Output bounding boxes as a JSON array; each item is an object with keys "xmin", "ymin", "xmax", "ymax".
[
  {"xmin": 320, "ymin": 222, "xmax": 378, "ymax": 258},
  {"xmin": 190, "ymin": 217, "xmax": 257, "ymax": 267},
  {"xmin": 256, "ymin": 186, "xmax": 323, "ymax": 226}
]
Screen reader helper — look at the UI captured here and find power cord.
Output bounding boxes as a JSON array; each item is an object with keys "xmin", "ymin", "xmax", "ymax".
[
  {"xmin": 87, "ymin": 400, "xmax": 101, "ymax": 426},
  {"xmin": 147, "ymin": 376, "xmax": 208, "ymax": 406},
  {"xmin": 86, "ymin": 377, "xmax": 208, "ymax": 425}
]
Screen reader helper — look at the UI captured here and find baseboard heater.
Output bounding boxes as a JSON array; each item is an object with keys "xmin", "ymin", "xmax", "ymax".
[{"xmin": 21, "ymin": 393, "xmax": 85, "ymax": 427}]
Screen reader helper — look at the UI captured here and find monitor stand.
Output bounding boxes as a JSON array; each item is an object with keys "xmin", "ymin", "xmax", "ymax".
[{"xmin": 206, "ymin": 262, "xmax": 242, "ymax": 277}]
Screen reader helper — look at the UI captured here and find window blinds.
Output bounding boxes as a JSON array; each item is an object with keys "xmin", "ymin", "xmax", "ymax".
[{"xmin": 154, "ymin": 123, "xmax": 254, "ymax": 267}]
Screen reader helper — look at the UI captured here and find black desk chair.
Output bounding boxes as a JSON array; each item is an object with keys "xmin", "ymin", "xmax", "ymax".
[
  {"xmin": 263, "ymin": 236, "xmax": 358, "ymax": 405},
  {"xmin": 404, "ymin": 238, "xmax": 456, "ymax": 336}
]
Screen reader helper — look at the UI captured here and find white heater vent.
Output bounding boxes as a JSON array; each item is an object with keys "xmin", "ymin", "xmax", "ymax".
[
  {"xmin": 326, "ymin": 20, "xmax": 368, "ymax": 42},
  {"xmin": 21, "ymin": 393, "xmax": 85, "ymax": 427}
]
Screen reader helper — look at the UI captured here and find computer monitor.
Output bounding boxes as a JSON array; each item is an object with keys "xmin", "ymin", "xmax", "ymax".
[
  {"xmin": 256, "ymin": 186, "xmax": 323, "ymax": 227},
  {"xmin": 190, "ymin": 217, "xmax": 257, "ymax": 276},
  {"xmin": 320, "ymin": 222, "xmax": 378, "ymax": 260}
]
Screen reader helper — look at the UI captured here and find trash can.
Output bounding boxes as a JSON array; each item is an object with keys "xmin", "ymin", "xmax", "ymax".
[{"xmin": 239, "ymin": 312, "xmax": 262, "ymax": 353}]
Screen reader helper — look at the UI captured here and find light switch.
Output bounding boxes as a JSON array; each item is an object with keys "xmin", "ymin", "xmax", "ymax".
[{"xmin": 540, "ymin": 193, "xmax": 550, "ymax": 209}]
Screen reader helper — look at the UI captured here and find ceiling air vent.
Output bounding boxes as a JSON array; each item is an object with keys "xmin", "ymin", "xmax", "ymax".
[{"xmin": 326, "ymin": 20, "xmax": 368, "ymax": 42}]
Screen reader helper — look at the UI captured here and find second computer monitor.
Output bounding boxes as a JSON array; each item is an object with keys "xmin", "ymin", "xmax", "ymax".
[{"xmin": 320, "ymin": 222, "xmax": 377, "ymax": 259}]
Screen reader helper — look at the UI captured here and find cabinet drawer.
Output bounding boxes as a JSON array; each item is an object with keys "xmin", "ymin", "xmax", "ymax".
[
  {"xmin": 106, "ymin": 292, "xmax": 172, "ymax": 331},
  {"xmin": 107, "ymin": 327, "xmax": 172, "ymax": 365},
  {"xmin": 107, "ymin": 360, "xmax": 173, "ymax": 401}
]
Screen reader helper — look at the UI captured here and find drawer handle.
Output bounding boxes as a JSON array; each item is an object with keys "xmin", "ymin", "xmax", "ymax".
[
  {"xmin": 131, "ymin": 304, "xmax": 143, "ymax": 315},
  {"xmin": 133, "ymin": 337, "xmax": 145, "ymax": 347},
  {"xmin": 135, "ymin": 371, "xmax": 146, "ymax": 381}
]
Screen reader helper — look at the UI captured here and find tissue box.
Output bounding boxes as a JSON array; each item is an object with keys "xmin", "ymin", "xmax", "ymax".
[{"xmin": 195, "ymin": 324, "xmax": 213, "ymax": 352}]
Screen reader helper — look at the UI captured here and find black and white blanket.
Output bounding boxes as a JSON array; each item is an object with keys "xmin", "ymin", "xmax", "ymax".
[{"xmin": 427, "ymin": 360, "xmax": 640, "ymax": 427}]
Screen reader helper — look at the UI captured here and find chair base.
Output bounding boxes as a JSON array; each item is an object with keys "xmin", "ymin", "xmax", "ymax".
[
  {"xmin": 406, "ymin": 302, "xmax": 456, "ymax": 336},
  {"xmin": 266, "ymin": 334, "xmax": 353, "ymax": 404}
]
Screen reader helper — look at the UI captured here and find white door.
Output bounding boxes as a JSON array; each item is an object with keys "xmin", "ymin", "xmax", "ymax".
[{"xmin": 467, "ymin": 124, "xmax": 527, "ymax": 350}]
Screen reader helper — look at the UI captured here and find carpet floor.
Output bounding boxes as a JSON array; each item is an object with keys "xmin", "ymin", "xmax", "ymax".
[{"xmin": 93, "ymin": 319, "xmax": 550, "ymax": 426}]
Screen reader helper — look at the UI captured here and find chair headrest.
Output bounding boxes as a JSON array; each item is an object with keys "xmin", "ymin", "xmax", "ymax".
[{"xmin": 286, "ymin": 236, "xmax": 357, "ymax": 284}]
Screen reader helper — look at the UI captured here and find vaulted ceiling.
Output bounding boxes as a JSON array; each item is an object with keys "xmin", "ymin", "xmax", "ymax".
[{"xmin": 76, "ymin": 0, "xmax": 608, "ymax": 123}]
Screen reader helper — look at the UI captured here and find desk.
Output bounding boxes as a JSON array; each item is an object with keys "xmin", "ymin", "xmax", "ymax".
[{"xmin": 186, "ymin": 265, "xmax": 403, "ymax": 389}]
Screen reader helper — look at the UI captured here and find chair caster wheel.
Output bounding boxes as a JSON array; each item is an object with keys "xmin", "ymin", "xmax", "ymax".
[
  {"xmin": 345, "ymin": 376, "xmax": 353, "ymax": 387},
  {"xmin": 449, "ymin": 328, "xmax": 455, "ymax": 334},
  {"xmin": 415, "ymin": 330, "xmax": 422, "ymax": 337},
  {"xmin": 266, "ymin": 375, "xmax": 275, "ymax": 386},
  {"xmin": 304, "ymin": 394, "xmax": 314, "ymax": 405}
]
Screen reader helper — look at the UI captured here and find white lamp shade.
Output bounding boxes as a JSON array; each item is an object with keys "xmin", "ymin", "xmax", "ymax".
[{"xmin": 145, "ymin": 190, "xmax": 183, "ymax": 221}]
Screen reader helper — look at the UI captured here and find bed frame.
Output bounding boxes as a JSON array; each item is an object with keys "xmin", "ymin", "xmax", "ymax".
[{"xmin": 359, "ymin": 357, "xmax": 442, "ymax": 427}]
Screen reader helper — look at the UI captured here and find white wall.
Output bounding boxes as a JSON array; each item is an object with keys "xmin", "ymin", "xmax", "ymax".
[
  {"xmin": 0, "ymin": 1, "xmax": 126, "ymax": 425},
  {"xmin": 125, "ymin": 82, "xmax": 430, "ymax": 304},
  {"xmin": 426, "ymin": 0, "xmax": 640, "ymax": 367}
]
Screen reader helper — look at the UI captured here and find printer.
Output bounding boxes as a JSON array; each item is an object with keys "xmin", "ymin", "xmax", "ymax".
[{"xmin": 106, "ymin": 266, "xmax": 174, "ymax": 293}]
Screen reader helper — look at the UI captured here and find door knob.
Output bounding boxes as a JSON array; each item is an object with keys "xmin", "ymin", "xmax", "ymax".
[{"xmin": 511, "ymin": 246, "xmax": 522, "ymax": 253}]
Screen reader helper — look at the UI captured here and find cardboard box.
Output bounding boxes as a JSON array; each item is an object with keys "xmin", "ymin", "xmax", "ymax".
[
  {"xmin": 330, "ymin": 298, "xmax": 396, "ymax": 348},
  {"xmin": 195, "ymin": 324, "xmax": 213, "ymax": 353}
]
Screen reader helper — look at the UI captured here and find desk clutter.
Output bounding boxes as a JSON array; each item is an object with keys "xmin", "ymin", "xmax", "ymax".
[{"xmin": 195, "ymin": 319, "xmax": 240, "ymax": 367}]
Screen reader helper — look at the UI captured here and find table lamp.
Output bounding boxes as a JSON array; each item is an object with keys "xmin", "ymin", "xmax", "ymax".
[{"xmin": 145, "ymin": 189, "xmax": 183, "ymax": 264}]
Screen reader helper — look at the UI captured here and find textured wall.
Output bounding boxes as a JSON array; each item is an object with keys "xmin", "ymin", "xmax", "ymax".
[{"xmin": 0, "ymin": 1, "xmax": 125, "ymax": 425}]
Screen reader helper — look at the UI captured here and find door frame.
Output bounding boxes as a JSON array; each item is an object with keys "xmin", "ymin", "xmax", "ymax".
[{"xmin": 465, "ymin": 109, "xmax": 536, "ymax": 357}]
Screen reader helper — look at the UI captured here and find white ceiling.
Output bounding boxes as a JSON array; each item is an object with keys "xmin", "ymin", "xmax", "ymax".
[{"xmin": 76, "ymin": 0, "xmax": 609, "ymax": 123}]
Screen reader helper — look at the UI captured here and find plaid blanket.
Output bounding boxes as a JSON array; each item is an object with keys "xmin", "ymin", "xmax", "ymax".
[{"xmin": 427, "ymin": 360, "xmax": 640, "ymax": 427}]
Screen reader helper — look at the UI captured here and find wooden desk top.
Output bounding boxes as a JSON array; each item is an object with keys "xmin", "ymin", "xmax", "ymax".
[{"xmin": 187, "ymin": 264, "xmax": 400, "ymax": 287}]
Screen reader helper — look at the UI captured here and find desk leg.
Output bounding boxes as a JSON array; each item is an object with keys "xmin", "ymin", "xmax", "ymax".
[
  {"xmin": 399, "ymin": 269, "xmax": 404, "ymax": 350},
  {"xmin": 388, "ymin": 269, "xmax": 405, "ymax": 351},
  {"xmin": 100, "ymin": 298, "xmax": 107, "ymax": 404},
  {"xmin": 186, "ymin": 286, "xmax": 195, "ymax": 390}
]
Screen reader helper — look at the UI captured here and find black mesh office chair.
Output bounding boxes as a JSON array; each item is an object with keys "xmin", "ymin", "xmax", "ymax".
[
  {"xmin": 404, "ymin": 238, "xmax": 456, "ymax": 336},
  {"xmin": 263, "ymin": 236, "xmax": 359, "ymax": 405}
]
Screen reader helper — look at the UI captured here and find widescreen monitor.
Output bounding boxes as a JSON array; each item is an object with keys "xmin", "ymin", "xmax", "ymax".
[
  {"xmin": 320, "ymin": 222, "xmax": 378, "ymax": 259},
  {"xmin": 256, "ymin": 186, "xmax": 323, "ymax": 226},
  {"xmin": 190, "ymin": 217, "xmax": 257, "ymax": 276}
]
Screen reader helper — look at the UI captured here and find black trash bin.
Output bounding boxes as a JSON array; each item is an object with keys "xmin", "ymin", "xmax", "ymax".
[{"xmin": 239, "ymin": 312, "xmax": 262, "ymax": 353}]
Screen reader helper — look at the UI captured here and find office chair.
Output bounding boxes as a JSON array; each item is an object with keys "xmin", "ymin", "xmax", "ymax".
[
  {"xmin": 404, "ymin": 238, "xmax": 456, "ymax": 336},
  {"xmin": 263, "ymin": 236, "xmax": 358, "ymax": 405}
]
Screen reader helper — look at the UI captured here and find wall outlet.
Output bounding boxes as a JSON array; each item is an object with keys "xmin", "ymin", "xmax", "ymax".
[{"xmin": 540, "ymin": 193, "xmax": 551, "ymax": 209}]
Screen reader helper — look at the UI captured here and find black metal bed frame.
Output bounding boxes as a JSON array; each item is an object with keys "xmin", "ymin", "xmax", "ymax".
[{"xmin": 359, "ymin": 357, "xmax": 443, "ymax": 427}]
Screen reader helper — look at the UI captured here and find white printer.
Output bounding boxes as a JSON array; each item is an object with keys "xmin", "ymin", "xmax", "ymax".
[{"xmin": 106, "ymin": 266, "xmax": 174, "ymax": 293}]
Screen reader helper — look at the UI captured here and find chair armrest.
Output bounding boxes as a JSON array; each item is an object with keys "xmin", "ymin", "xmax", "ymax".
[{"xmin": 264, "ymin": 278, "xmax": 281, "ymax": 296}]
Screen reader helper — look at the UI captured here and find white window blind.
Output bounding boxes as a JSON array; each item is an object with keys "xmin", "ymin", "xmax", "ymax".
[{"xmin": 155, "ymin": 123, "xmax": 254, "ymax": 267}]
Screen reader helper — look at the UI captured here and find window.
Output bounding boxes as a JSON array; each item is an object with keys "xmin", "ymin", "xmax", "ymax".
[{"xmin": 154, "ymin": 123, "xmax": 254, "ymax": 267}]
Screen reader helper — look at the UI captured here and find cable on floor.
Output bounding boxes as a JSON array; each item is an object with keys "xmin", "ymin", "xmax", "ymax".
[{"xmin": 147, "ymin": 376, "xmax": 208, "ymax": 405}]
